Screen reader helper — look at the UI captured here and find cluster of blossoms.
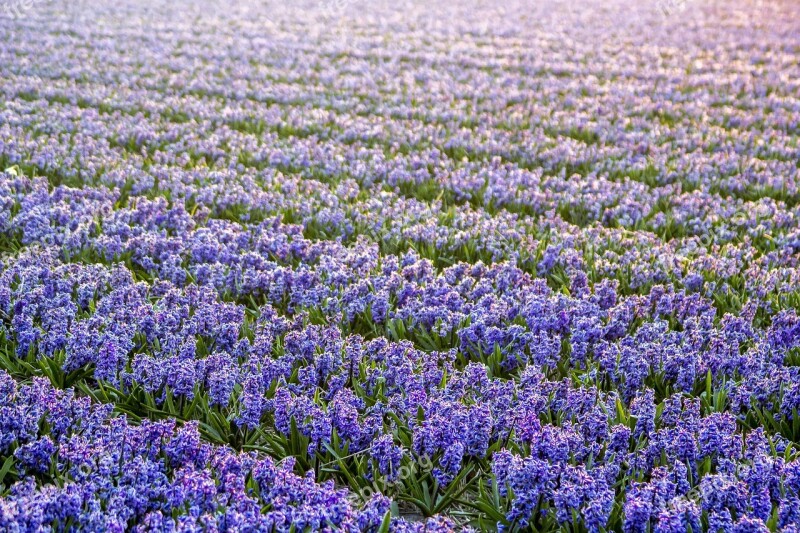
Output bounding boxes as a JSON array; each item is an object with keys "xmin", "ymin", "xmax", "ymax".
[
  {"xmin": 0, "ymin": 370, "xmax": 455, "ymax": 531},
  {"xmin": 1, "ymin": 0, "xmax": 800, "ymax": 530}
]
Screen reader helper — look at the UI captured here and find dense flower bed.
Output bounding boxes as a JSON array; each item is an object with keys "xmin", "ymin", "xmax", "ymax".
[{"xmin": 1, "ymin": 0, "xmax": 800, "ymax": 530}]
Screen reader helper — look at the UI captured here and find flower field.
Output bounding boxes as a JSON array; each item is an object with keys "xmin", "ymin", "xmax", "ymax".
[{"xmin": 1, "ymin": 0, "xmax": 800, "ymax": 530}]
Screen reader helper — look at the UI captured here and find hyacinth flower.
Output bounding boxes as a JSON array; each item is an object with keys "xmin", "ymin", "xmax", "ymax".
[
  {"xmin": 2, "ymin": 0, "xmax": 800, "ymax": 530},
  {"xmin": 0, "ymin": 370, "xmax": 465, "ymax": 531}
]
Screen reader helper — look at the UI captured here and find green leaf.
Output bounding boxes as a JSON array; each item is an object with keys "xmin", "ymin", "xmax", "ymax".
[
  {"xmin": 377, "ymin": 511, "xmax": 392, "ymax": 533},
  {"xmin": 0, "ymin": 456, "xmax": 15, "ymax": 484}
]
